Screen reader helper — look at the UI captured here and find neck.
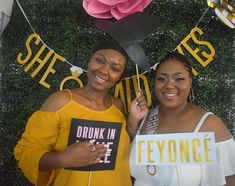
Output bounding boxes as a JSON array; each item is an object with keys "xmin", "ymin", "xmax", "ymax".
[{"xmin": 84, "ymin": 85, "xmax": 109, "ymax": 105}]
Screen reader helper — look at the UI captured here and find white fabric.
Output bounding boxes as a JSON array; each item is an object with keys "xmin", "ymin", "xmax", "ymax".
[
  {"xmin": 0, "ymin": 0, "xmax": 14, "ymax": 16},
  {"xmin": 201, "ymin": 139, "xmax": 235, "ymax": 186},
  {"xmin": 129, "ymin": 111, "xmax": 235, "ymax": 186}
]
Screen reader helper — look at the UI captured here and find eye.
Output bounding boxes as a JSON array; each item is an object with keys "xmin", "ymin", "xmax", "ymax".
[
  {"xmin": 96, "ymin": 57, "xmax": 105, "ymax": 64},
  {"xmin": 111, "ymin": 67, "xmax": 119, "ymax": 72},
  {"xmin": 111, "ymin": 66, "xmax": 122, "ymax": 73},
  {"xmin": 175, "ymin": 77, "xmax": 185, "ymax": 81},
  {"xmin": 156, "ymin": 77, "xmax": 165, "ymax": 81}
]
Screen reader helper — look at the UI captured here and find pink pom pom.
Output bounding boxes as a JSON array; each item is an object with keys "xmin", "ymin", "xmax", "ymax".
[{"xmin": 83, "ymin": 0, "xmax": 152, "ymax": 20}]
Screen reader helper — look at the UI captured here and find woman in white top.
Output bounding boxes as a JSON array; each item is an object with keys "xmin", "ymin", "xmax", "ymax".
[{"xmin": 128, "ymin": 52, "xmax": 235, "ymax": 186}]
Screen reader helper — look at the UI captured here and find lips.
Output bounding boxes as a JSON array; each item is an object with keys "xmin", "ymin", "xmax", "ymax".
[
  {"xmin": 94, "ymin": 74, "xmax": 108, "ymax": 84},
  {"xmin": 163, "ymin": 92, "xmax": 178, "ymax": 100}
]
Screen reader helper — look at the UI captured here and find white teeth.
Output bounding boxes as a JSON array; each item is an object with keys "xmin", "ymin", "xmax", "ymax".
[
  {"xmin": 95, "ymin": 75, "xmax": 106, "ymax": 83},
  {"xmin": 164, "ymin": 93, "xmax": 177, "ymax": 97}
]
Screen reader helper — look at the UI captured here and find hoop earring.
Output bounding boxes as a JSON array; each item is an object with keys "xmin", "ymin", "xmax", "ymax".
[
  {"xmin": 151, "ymin": 89, "xmax": 161, "ymax": 108},
  {"xmin": 189, "ymin": 88, "xmax": 195, "ymax": 104}
]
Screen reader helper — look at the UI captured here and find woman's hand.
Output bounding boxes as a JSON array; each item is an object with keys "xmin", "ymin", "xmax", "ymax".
[
  {"xmin": 39, "ymin": 141, "xmax": 107, "ymax": 171},
  {"xmin": 130, "ymin": 90, "xmax": 148, "ymax": 119},
  {"xmin": 127, "ymin": 90, "xmax": 148, "ymax": 134},
  {"xmin": 60, "ymin": 141, "xmax": 107, "ymax": 168}
]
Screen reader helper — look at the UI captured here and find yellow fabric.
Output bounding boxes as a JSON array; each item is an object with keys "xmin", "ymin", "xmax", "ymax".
[{"xmin": 14, "ymin": 98, "xmax": 131, "ymax": 186}]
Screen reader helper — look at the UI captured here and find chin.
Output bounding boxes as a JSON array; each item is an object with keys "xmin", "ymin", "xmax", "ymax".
[
  {"xmin": 161, "ymin": 101, "xmax": 180, "ymax": 109},
  {"xmin": 93, "ymin": 83, "xmax": 112, "ymax": 92}
]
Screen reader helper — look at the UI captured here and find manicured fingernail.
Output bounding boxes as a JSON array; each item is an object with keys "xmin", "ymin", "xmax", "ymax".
[
  {"xmin": 92, "ymin": 146, "xmax": 96, "ymax": 151},
  {"xmin": 89, "ymin": 139, "xmax": 95, "ymax": 144},
  {"xmin": 104, "ymin": 144, "xmax": 108, "ymax": 148},
  {"xmin": 99, "ymin": 160, "xmax": 104, "ymax": 163},
  {"xmin": 137, "ymin": 90, "xmax": 142, "ymax": 96}
]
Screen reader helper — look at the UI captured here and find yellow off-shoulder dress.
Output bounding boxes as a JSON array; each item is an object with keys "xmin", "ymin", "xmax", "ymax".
[{"xmin": 14, "ymin": 91, "xmax": 131, "ymax": 186}]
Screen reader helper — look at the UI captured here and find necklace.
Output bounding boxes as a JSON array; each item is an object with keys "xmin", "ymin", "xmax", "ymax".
[{"xmin": 145, "ymin": 108, "xmax": 159, "ymax": 176}]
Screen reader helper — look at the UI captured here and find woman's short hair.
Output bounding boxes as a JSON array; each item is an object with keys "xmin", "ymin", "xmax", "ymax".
[{"xmin": 91, "ymin": 39, "xmax": 128, "ymax": 61}]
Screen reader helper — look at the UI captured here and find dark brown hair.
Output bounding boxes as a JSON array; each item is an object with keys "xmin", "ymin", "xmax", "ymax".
[
  {"xmin": 155, "ymin": 51, "xmax": 192, "ymax": 77},
  {"xmin": 91, "ymin": 39, "xmax": 128, "ymax": 61}
]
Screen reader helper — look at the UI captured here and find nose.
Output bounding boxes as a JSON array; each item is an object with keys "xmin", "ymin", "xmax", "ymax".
[
  {"xmin": 99, "ymin": 64, "xmax": 110, "ymax": 75},
  {"xmin": 165, "ymin": 79, "xmax": 175, "ymax": 89}
]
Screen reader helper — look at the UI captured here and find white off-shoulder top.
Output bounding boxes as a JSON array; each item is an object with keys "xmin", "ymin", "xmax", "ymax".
[{"xmin": 129, "ymin": 111, "xmax": 235, "ymax": 186}]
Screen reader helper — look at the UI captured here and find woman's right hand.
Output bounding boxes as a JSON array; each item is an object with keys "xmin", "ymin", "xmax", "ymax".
[
  {"xmin": 60, "ymin": 141, "xmax": 107, "ymax": 168},
  {"xmin": 39, "ymin": 141, "xmax": 107, "ymax": 171}
]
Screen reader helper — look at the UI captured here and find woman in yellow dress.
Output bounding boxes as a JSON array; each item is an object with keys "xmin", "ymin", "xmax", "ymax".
[{"xmin": 14, "ymin": 39, "xmax": 148, "ymax": 186}]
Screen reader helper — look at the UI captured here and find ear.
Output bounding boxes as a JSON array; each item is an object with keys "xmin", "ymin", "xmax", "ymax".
[{"xmin": 87, "ymin": 62, "xmax": 91, "ymax": 68}]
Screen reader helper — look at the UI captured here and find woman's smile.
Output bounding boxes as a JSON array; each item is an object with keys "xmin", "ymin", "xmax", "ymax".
[
  {"xmin": 163, "ymin": 92, "xmax": 179, "ymax": 100},
  {"xmin": 94, "ymin": 73, "xmax": 108, "ymax": 84}
]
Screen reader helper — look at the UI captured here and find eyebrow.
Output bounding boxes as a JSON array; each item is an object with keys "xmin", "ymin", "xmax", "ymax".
[
  {"xmin": 173, "ymin": 72, "xmax": 185, "ymax": 76},
  {"xmin": 96, "ymin": 53, "xmax": 124, "ymax": 67},
  {"xmin": 157, "ymin": 72, "xmax": 186, "ymax": 79},
  {"xmin": 158, "ymin": 72, "xmax": 184, "ymax": 75}
]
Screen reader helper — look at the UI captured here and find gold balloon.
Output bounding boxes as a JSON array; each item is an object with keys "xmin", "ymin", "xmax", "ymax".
[{"xmin": 207, "ymin": 0, "xmax": 219, "ymax": 8}]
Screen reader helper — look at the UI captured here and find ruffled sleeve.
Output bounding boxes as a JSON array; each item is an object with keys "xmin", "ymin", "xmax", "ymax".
[
  {"xmin": 14, "ymin": 111, "xmax": 60, "ymax": 185},
  {"xmin": 201, "ymin": 138, "xmax": 235, "ymax": 186}
]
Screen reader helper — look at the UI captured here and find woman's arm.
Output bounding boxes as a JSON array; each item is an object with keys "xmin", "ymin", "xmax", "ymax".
[
  {"xmin": 201, "ymin": 113, "xmax": 235, "ymax": 186},
  {"xmin": 225, "ymin": 175, "xmax": 235, "ymax": 186},
  {"xmin": 39, "ymin": 142, "xmax": 106, "ymax": 171},
  {"xmin": 200, "ymin": 114, "xmax": 232, "ymax": 142},
  {"xmin": 14, "ymin": 90, "xmax": 106, "ymax": 183},
  {"xmin": 113, "ymin": 92, "xmax": 148, "ymax": 139}
]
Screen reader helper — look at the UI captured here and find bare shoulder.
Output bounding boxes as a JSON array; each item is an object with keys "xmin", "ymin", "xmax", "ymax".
[
  {"xmin": 40, "ymin": 90, "xmax": 71, "ymax": 112},
  {"xmin": 200, "ymin": 113, "xmax": 232, "ymax": 142},
  {"xmin": 113, "ymin": 97, "xmax": 125, "ymax": 114}
]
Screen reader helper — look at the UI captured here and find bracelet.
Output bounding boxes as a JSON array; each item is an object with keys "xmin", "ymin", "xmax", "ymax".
[{"xmin": 126, "ymin": 125, "xmax": 137, "ymax": 136}]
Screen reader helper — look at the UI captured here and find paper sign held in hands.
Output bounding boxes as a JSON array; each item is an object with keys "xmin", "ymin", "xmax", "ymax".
[
  {"xmin": 136, "ymin": 132, "xmax": 217, "ymax": 165},
  {"xmin": 66, "ymin": 118, "xmax": 122, "ymax": 171}
]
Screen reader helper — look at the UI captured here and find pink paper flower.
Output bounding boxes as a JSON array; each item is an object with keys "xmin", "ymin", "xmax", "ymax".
[{"xmin": 83, "ymin": 0, "xmax": 152, "ymax": 20}]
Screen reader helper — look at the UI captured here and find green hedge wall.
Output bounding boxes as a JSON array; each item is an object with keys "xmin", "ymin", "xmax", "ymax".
[{"xmin": 0, "ymin": 0, "xmax": 234, "ymax": 185}]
